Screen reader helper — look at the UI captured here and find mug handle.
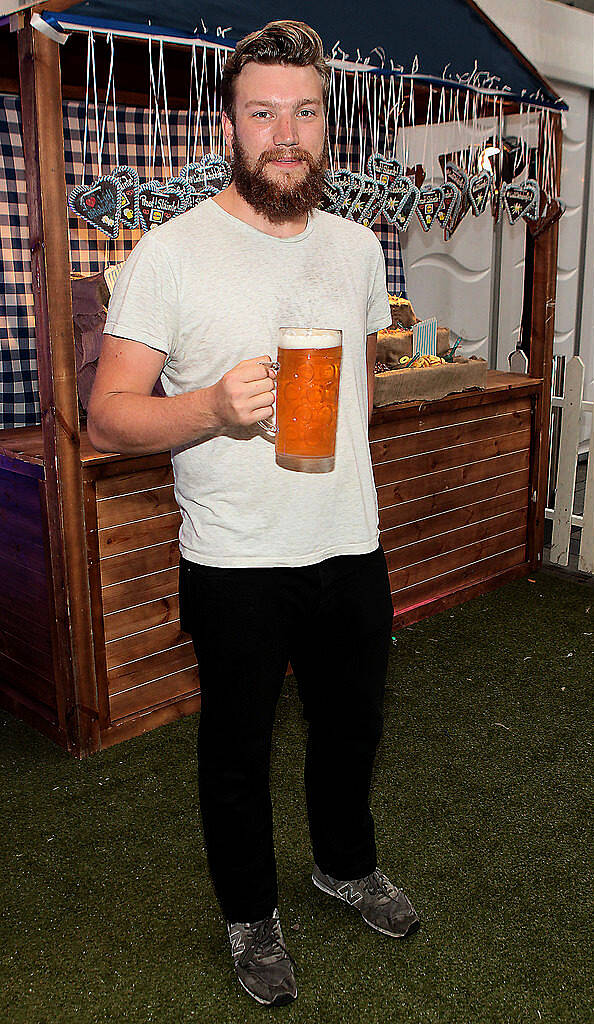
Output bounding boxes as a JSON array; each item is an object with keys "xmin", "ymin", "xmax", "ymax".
[{"xmin": 256, "ymin": 360, "xmax": 280, "ymax": 438}]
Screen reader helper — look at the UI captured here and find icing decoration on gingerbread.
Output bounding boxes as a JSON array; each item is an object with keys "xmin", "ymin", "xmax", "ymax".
[
  {"xmin": 138, "ymin": 180, "xmax": 189, "ymax": 231},
  {"xmin": 437, "ymin": 181, "xmax": 461, "ymax": 230},
  {"xmin": 366, "ymin": 154, "xmax": 403, "ymax": 189},
  {"xmin": 112, "ymin": 165, "xmax": 140, "ymax": 230},
  {"xmin": 318, "ymin": 171, "xmax": 346, "ymax": 215},
  {"xmin": 395, "ymin": 178, "xmax": 420, "ymax": 230},
  {"xmin": 468, "ymin": 171, "xmax": 493, "ymax": 216},
  {"xmin": 68, "ymin": 176, "xmax": 122, "ymax": 239},
  {"xmin": 332, "ymin": 169, "xmax": 364, "ymax": 220},
  {"xmin": 415, "ymin": 185, "xmax": 445, "ymax": 231},
  {"xmin": 383, "ymin": 176, "xmax": 417, "ymax": 228},
  {"xmin": 444, "ymin": 161, "xmax": 469, "ymax": 197},
  {"xmin": 502, "ymin": 181, "xmax": 539, "ymax": 225},
  {"xmin": 168, "ymin": 177, "xmax": 218, "ymax": 210},
  {"xmin": 351, "ymin": 175, "xmax": 388, "ymax": 227},
  {"xmin": 179, "ymin": 154, "xmax": 232, "ymax": 194}
]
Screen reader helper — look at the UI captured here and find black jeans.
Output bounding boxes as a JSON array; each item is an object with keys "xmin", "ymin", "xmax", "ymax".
[{"xmin": 179, "ymin": 544, "xmax": 394, "ymax": 923}]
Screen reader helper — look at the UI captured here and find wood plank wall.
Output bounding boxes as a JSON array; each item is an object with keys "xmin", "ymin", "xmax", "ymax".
[
  {"xmin": 93, "ymin": 463, "xmax": 199, "ymax": 725},
  {"xmin": 0, "ymin": 464, "xmax": 57, "ymax": 726},
  {"xmin": 371, "ymin": 392, "xmax": 534, "ymax": 624}
]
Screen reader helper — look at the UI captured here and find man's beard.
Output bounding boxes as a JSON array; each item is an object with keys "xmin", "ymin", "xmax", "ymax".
[{"xmin": 231, "ymin": 136, "xmax": 327, "ymax": 224}]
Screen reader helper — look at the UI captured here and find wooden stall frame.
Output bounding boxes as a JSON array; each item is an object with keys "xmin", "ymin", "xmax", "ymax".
[{"xmin": 17, "ymin": 16, "xmax": 101, "ymax": 756}]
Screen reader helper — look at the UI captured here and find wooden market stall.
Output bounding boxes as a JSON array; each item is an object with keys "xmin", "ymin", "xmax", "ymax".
[{"xmin": 0, "ymin": 1, "xmax": 564, "ymax": 755}]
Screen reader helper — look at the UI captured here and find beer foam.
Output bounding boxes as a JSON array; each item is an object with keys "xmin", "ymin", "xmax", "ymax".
[{"xmin": 278, "ymin": 328, "xmax": 341, "ymax": 350}]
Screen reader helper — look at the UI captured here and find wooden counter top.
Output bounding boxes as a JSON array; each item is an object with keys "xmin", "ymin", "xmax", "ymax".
[{"xmin": 0, "ymin": 370, "xmax": 543, "ymax": 468}]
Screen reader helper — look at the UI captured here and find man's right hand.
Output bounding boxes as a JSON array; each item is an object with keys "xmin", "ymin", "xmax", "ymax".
[
  {"xmin": 212, "ymin": 356, "xmax": 277, "ymax": 428},
  {"xmin": 88, "ymin": 337, "xmax": 279, "ymax": 456}
]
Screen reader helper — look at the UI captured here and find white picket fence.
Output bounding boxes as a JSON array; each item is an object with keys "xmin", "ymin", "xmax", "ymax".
[{"xmin": 546, "ymin": 356, "xmax": 594, "ymax": 574}]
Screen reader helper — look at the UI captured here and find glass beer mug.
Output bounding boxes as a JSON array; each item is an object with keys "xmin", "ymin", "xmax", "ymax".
[{"xmin": 259, "ymin": 327, "xmax": 342, "ymax": 473}]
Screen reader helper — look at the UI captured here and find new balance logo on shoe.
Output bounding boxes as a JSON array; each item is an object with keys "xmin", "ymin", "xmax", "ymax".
[
  {"xmin": 229, "ymin": 930, "xmax": 245, "ymax": 957},
  {"xmin": 337, "ymin": 883, "xmax": 363, "ymax": 904}
]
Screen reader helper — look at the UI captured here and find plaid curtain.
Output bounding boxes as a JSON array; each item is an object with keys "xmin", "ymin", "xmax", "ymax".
[{"xmin": 0, "ymin": 94, "xmax": 405, "ymax": 428}]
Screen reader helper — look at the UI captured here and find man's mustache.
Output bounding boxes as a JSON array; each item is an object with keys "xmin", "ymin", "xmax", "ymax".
[{"xmin": 257, "ymin": 148, "xmax": 316, "ymax": 169}]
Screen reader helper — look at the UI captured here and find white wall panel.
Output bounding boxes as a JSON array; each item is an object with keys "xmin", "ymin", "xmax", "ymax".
[
  {"xmin": 400, "ymin": 207, "xmax": 493, "ymax": 361},
  {"xmin": 550, "ymin": 80, "xmax": 589, "ymax": 363},
  {"xmin": 580, "ymin": 103, "xmax": 594, "ymax": 413},
  {"xmin": 496, "ymin": 218, "xmax": 526, "ymax": 370}
]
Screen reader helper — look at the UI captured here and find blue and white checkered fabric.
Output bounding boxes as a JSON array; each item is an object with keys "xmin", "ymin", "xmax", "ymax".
[{"xmin": 0, "ymin": 95, "xmax": 406, "ymax": 428}]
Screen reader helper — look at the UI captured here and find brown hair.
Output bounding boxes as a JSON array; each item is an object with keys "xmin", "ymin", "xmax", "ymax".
[{"xmin": 221, "ymin": 20, "xmax": 331, "ymax": 123}]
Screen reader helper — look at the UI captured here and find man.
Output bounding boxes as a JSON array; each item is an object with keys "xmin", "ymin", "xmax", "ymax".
[{"xmin": 88, "ymin": 20, "xmax": 419, "ymax": 1009}]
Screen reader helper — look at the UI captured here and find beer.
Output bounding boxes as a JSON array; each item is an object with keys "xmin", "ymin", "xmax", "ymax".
[{"xmin": 275, "ymin": 328, "xmax": 342, "ymax": 473}]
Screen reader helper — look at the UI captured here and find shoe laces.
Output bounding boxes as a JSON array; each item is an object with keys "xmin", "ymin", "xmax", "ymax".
[
  {"xmin": 238, "ymin": 916, "xmax": 295, "ymax": 971},
  {"xmin": 359, "ymin": 868, "xmax": 401, "ymax": 903}
]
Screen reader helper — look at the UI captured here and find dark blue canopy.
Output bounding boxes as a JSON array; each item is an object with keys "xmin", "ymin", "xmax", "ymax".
[{"xmin": 45, "ymin": 0, "xmax": 565, "ymax": 110}]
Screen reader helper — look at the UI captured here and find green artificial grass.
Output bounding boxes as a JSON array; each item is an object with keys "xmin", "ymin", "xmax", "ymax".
[{"xmin": 1, "ymin": 571, "xmax": 592, "ymax": 1024}]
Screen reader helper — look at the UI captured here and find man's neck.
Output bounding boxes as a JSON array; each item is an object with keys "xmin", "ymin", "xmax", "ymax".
[{"xmin": 213, "ymin": 184, "xmax": 308, "ymax": 238}]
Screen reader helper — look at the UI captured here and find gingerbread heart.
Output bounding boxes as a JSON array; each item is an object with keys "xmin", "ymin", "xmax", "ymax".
[
  {"xmin": 332, "ymin": 169, "xmax": 364, "ymax": 219},
  {"xmin": 444, "ymin": 161, "xmax": 469, "ymax": 198},
  {"xmin": 179, "ymin": 154, "xmax": 231, "ymax": 194},
  {"xmin": 69, "ymin": 177, "xmax": 122, "ymax": 239},
  {"xmin": 318, "ymin": 171, "xmax": 346, "ymax": 215},
  {"xmin": 138, "ymin": 180, "xmax": 189, "ymax": 231},
  {"xmin": 351, "ymin": 175, "xmax": 388, "ymax": 226},
  {"xmin": 468, "ymin": 171, "xmax": 493, "ymax": 216},
  {"xmin": 169, "ymin": 177, "xmax": 219, "ymax": 210},
  {"xmin": 383, "ymin": 176, "xmax": 417, "ymax": 227},
  {"xmin": 112, "ymin": 165, "xmax": 140, "ymax": 229},
  {"xmin": 502, "ymin": 181, "xmax": 539, "ymax": 225},
  {"xmin": 444, "ymin": 194, "xmax": 471, "ymax": 240},
  {"xmin": 437, "ymin": 181, "xmax": 461, "ymax": 230},
  {"xmin": 415, "ymin": 185, "xmax": 444, "ymax": 231},
  {"xmin": 366, "ymin": 153, "xmax": 403, "ymax": 189}
]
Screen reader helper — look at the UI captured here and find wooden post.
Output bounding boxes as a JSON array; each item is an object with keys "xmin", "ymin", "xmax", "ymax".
[
  {"xmin": 527, "ymin": 113, "xmax": 563, "ymax": 570},
  {"xmin": 18, "ymin": 14, "xmax": 99, "ymax": 755}
]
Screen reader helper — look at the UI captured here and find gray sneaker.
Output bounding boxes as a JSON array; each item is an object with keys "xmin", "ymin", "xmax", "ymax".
[
  {"xmin": 227, "ymin": 907, "xmax": 297, "ymax": 1006},
  {"xmin": 312, "ymin": 864, "xmax": 420, "ymax": 938}
]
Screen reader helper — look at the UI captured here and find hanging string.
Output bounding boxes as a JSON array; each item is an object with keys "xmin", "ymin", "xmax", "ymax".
[
  {"xmin": 203, "ymin": 46, "xmax": 213, "ymax": 163},
  {"xmin": 407, "ymin": 76, "xmax": 415, "ymax": 170},
  {"xmin": 211, "ymin": 46, "xmax": 219, "ymax": 158},
  {"xmin": 98, "ymin": 32, "xmax": 116, "ymax": 169},
  {"xmin": 346, "ymin": 69, "xmax": 359, "ymax": 172},
  {"xmin": 81, "ymin": 30, "xmax": 91, "ymax": 183},
  {"xmin": 148, "ymin": 38, "xmax": 163, "ymax": 176},
  {"xmin": 549, "ymin": 109, "xmax": 558, "ymax": 198},
  {"xmin": 391, "ymin": 74, "xmax": 403, "ymax": 162},
  {"xmin": 335, "ymin": 65, "xmax": 347, "ymax": 171},
  {"xmin": 110, "ymin": 34, "xmax": 119, "ymax": 168},
  {"xmin": 326, "ymin": 66, "xmax": 337, "ymax": 177},
  {"xmin": 421, "ymin": 84, "xmax": 432, "ymax": 178},
  {"xmin": 381, "ymin": 73, "xmax": 394, "ymax": 159},
  {"xmin": 192, "ymin": 44, "xmax": 206, "ymax": 162},
  {"xmin": 89, "ymin": 31, "xmax": 102, "ymax": 177},
  {"xmin": 186, "ymin": 42, "xmax": 195, "ymax": 167},
  {"xmin": 158, "ymin": 41, "xmax": 172, "ymax": 177},
  {"xmin": 364, "ymin": 72, "xmax": 377, "ymax": 175}
]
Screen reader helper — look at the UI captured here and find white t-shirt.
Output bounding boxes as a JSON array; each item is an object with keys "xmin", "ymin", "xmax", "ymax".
[{"xmin": 105, "ymin": 198, "xmax": 391, "ymax": 567}]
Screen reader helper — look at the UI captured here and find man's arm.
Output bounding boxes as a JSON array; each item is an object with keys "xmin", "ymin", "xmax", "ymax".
[
  {"xmin": 87, "ymin": 335, "xmax": 276, "ymax": 455},
  {"xmin": 366, "ymin": 333, "xmax": 378, "ymax": 425}
]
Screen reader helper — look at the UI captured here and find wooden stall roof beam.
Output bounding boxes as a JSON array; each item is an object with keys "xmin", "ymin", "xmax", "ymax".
[
  {"xmin": 18, "ymin": 13, "xmax": 99, "ymax": 755},
  {"xmin": 527, "ymin": 113, "xmax": 563, "ymax": 571}
]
